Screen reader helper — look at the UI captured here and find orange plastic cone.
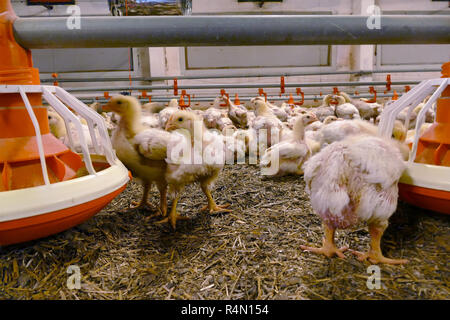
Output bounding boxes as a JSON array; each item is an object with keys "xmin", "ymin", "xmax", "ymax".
[
  {"xmin": 414, "ymin": 62, "xmax": 450, "ymax": 167},
  {"xmin": 0, "ymin": 0, "xmax": 81, "ymax": 191}
]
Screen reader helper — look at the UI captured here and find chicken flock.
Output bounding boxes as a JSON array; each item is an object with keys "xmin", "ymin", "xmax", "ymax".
[{"xmin": 48, "ymin": 91, "xmax": 436, "ymax": 265}]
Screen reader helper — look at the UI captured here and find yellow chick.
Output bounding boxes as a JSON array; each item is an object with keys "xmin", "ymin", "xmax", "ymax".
[
  {"xmin": 162, "ymin": 110, "xmax": 231, "ymax": 229},
  {"xmin": 103, "ymin": 95, "xmax": 171, "ymax": 216}
]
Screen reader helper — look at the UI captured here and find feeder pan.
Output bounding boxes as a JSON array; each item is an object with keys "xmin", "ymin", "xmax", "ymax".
[
  {"xmin": 0, "ymin": 85, "xmax": 131, "ymax": 246},
  {"xmin": 378, "ymin": 62, "xmax": 450, "ymax": 215},
  {"xmin": 0, "ymin": 0, "xmax": 130, "ymax": 245}
]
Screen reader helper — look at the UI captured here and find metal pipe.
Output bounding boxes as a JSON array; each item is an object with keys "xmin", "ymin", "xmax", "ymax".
[
  {"xmin": 63, "ymin": 80, "xmax": 420, "ymax": 93},
  {"xmin": 77, "ymin": 93, "xmax": 399, "ymax": 104},
  {"xmin": 13, "ymin": 15, "xmax": 450, "ymax": 49},
  {"xmin": 40, "ymin": 68, "xmax": 442, "ymax": 83}
]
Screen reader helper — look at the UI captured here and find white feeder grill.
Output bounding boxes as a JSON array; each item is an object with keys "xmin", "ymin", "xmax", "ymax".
[
  {"xmin": 0, "ymin": 84, "xmax": 130, "ymax": 223},
  {"xmin": 378, "ymin": 77, "xmax": 450, "ymax": 192}
]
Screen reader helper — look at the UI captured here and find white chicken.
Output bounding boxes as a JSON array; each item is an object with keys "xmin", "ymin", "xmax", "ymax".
[
  {"xmin": 216, "ymin": 116, "xmax": 235, "ymax": 132},
  {"xmin": 319, "ymin": 119, "xmax": 378, "ymax": 147},
  {"xmin": 269, "ymin": 104, "xmax": 288, "ymax": 122},
  {"xmin": 300, "ymin": 134, "xmax": 409, "ymax": 265},
  {"xmin": 413, "ymin": 101, "xmax": 435, "ymax": 123},
  {"xmin": 396, "ymin": 107, "xmax": 417, "ymax": 130},
  {"xmin": 333, "ymin": 95, "xmax": 361, "ymax": 120},
  {"xmin": 226, "ymin": 97, "xmax": 249, "ymax": 128},
  {"xmin": 141, "ymin": 106, "xmax": 161, "ymax": 129},
  {"xmin": 158, "ymin": 99, "xmax": 180, "ymax": 129},
  {"xmin": 281, "ymin": 103, "xmax": 309, "ymax": 118},
  {"xmin": 405, "ymin": 122, "xmax": 433, "ymax": 145},
  {"xmin": 142, "ymin": 102, "xmax": 165, "ymax": 114},
  {"xmin": 47, "ymin": 109, "xmax": 101, "ymax": 153},
  {"xmin": 162, "ymin": 110, "xmax": 232, "ymax": 229},
  {"xmin": 250, "ymin": 97, "xmax": 283, "ymax": 149},
  {"xmin": 103, "ymin": 95, "xmax": 171, "ymax": 216},
  {"xmin": 304, "ymin": 116, "xmax": 339, "ymax": 152},
  {"xmin": 260, "ymin": 114, "xmax": 315, "ymax": 176},
  {"xmin": 339, "ymin": 91, "xmax": 380, "ymax": 122},
  {"xmin": 203, "ymin": 107, "xmax": 227, "ymax": 130},
  {"xmin": 311, "ymin": 95, "xmax": 336, "ymax": 121}
]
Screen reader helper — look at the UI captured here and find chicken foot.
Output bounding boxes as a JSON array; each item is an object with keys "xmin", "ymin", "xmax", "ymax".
[
  {"xmin": 155, "ymin": 193, "xmax": 189, "ymax": 230},
  {"xmin": 350, "ymin": 222, "xmax": 408, "ymax": 265},
  {"xmin": 130, "ymin": 182, "xmax": 154, "ymax": 210},
  {"xmin": 300, "ymin": 224, "xmax": 348, "ymax": 259},
  {"xmin": 200, "ymin": 184, "xmax": 232, "ymax": 214}
]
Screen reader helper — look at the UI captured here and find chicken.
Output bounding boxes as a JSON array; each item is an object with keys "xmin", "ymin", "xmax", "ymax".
[
  {"xmin": 48, "ymin": 109, "xmax": 101, "ymax": 153},
  {"xmin": 339, "ymin": 91, "xmax": 380, "ymax": 121},
  {"xmin": 413, "ymin": 102, "xmax": 435, "ymax": 123},
  {"xmin": 203, "ymin": 107, "xmax": 227, "ymax": 130},
  {"xmin": 250, "ymin": 98, "xmax": 283, "ymax": 149},
  {"xmin": 300, "ymin": 134, "xmax": 409, "ymax": 265},
  {"xmin": 260, "ymin": 114, "xmax": 315, "ymax": 176},
  {"xmin": 141, "ymin": 107, "xmax": 161, "ymax": 128},
  {"xmin": 304, "ymin": 116, "xmax": 339, "ymax": 153},
  {"xmin": 159, "ymin": 99, "xmax": 180, "ymax": 128},
  {"xmin": 230, "ymin": 128, "xmax": 258, "ymax": 156},
  {"xmin": 226, "ymin": 97, "xmax": 248, "ymax": 128},
  {"xmin": 319, "ymin": 119, "xmax": 378, "ymax": 147},
  {"xmin": 142, "ymin": 101, "xmax": 165, "ymax": 114},
  {"xmin": 405, "ymin": 122, "xmax": 432, "ymax": 145},
  {"xmin": 48, "ymin": 109, "xmax": 67, "ymax": 139},
  {"xmin": 334, "ymin": 95, "xmax": 361, "ymax": 120},
  {"xmin": 280, "ymin": 113, "xmax": 318, "ymax": 141},
  {"xmin": 246, "ymin": 111, "xmax": 256, "ymax": 128},
  {"xmin": 269, "ymin": 104, "xmax": 288, "ymax": 122},
  {"xmin": 281, "ymin": 103, "xmax": 309, "ymax": 118},
  {"xmin": 216, "ymin": 116, "xmax": 234, "ymax": 132},
  {"xmin": 311, "ymin": 95, "xmax": 336, "ymax": 121},
  {"xmin": 103, "ymin": 95, "xmax": 170, "ymax": 216},
  {"xmin": 396, "ymin": 107, "xmax": 417, "ymax": 130},
  {"xmin": 323, "ymin": 115, "xmax": 339, "ymax": 124},
  {"xmin": 222, "ymin": 127, "xmax": 247, "ymax": 163},
  {"xmin": 162, "ymin": 110, "xmax": 231, "ymax": 229},
  {"xmin": 392, "ymin": 120, "xmax": 407, "ymax": 142},
  {"xmin": 305, "ymin": 120, "xmax": 323, "ymax": 132}
]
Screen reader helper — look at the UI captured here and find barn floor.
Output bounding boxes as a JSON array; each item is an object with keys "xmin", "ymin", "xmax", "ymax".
[{"xmin": 0, "ymin": 165, "xmax": 449, "ymax": 300}]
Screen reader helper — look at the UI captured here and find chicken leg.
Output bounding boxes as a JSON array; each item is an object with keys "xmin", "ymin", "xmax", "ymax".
[
  {"xmin": 350, "ymin": 221, "xmax": 408, "ymax": 265},
  {"xmin": 155, "ymin": 193, "xmax": 189, "ymax": 230},
  {"xmin": 300, "ymin": 223, "xmax": 348, "ymax": 259},
  {"xmin": 144, "ymin": 183, "xmax": 168, "ymax": 220},
  {"xmin": 200, "ymin": 184, "xmax": 232, "ymax": 214},
  {"xmin": 158, "ymin": 184, "xmax": 168, "ymax": 217},
  {"xmin": 131, "ymin": 182, "xmax": 153, "ymax": 210}
]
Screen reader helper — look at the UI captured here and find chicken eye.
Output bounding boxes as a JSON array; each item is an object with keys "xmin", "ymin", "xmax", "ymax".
[
  {"xmin": 178, "ymin": 117, "xmax": 183, "ymax": 122},
  {"xmin": 117, "ymin": 101, "xmax": 122, "ymax": 105}
]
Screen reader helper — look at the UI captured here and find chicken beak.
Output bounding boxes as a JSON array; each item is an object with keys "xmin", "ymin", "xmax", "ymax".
[{"xmin": 165, "ymin": 122, "xmax": 176, "ymax": 131}]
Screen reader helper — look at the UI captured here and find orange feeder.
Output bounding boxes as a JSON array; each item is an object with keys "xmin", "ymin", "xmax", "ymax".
[
  {"xmin": 378, "ymin": 62, "xmax": 450, "ymax": 215},
  {"xmin": 0, "ymin": 1, "xmax": 130, "ymax": 246}
]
